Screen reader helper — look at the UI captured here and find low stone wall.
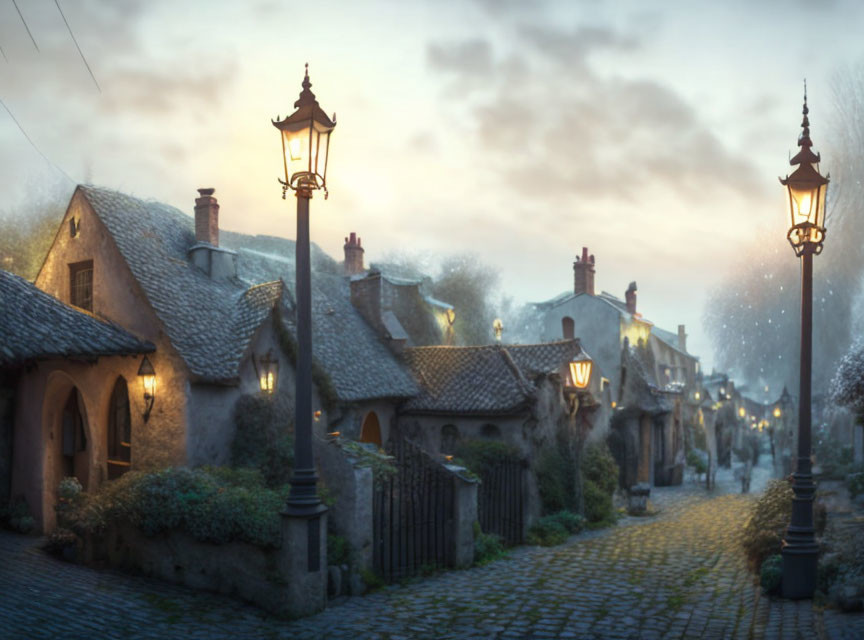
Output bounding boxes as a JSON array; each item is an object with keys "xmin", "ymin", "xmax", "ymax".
[{"xmin": 87, "ymin": 510, "xmax": 328, "ymax": 618}]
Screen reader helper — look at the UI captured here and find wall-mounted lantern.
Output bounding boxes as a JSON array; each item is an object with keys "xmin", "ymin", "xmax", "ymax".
[
  {"xmin": 256, "ymin": 350, "xmax": 279, "ymax": 394},
  {"xmin": 493, "ymin": 318, "xmax": 503, "ymax": 342},
  {"xmin": 446, "ymin": 307, "xmax": 456, "ymax": 327},
  {"xmin": 739, "ymin": 407, "xmax": 746, "ymax": 418},
  {"xmin": 568, "ymin": 352, "xmax": 593, "ymax": 390},
  {"xmin": 773, "ymin": 407, "xmax": 782, "ymax": 419},
  {"xmin": 694, "ymin": 391, "xmax": 701, "ymax": 401},
  {"xmin": 137, "ymin": 356, "xmax": 156, "ymax": 423}
]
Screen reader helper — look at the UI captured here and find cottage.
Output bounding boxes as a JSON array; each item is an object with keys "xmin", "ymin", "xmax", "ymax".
[{"xmin": 4, "ymin": 184, "xmax": 419, "ymax": 531}]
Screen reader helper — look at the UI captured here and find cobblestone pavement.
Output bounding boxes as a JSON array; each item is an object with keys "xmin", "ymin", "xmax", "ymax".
[{"xmin": 2, "ymin": 461, "xmax": 863, "ymax": 639}]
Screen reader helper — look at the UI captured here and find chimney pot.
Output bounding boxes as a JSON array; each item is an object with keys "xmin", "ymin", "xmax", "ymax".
[
  {"xmin": 344, "ymin": 230, "xmax": 365, "ymax": 276},
  {"xmin": 194, "ymin": 187, "xmax": 219, "ymax": 246},
  {"xmin": 625, "ymin": 281, "xmax": 637, "ymax": 315},
  {"xmin": 573, "ymin": 246, "xmax": 595, "ymax": 295},
  {"xmin": 678, "ymin": 324, "xmax": 687, "ymax": 352}
]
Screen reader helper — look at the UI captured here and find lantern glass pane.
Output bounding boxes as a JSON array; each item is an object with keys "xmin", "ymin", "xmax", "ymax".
[
  {"xmin": 814, "ymin": 183, "xmax": 827, "ymax": 229},
  {"xmin": 569, "ymin": 360, "xmax": 592, "ymax": 389},
  {"xmin": 788, "ymin": 184, "xmax": 816, "ymax": 226},
  {"xmin": 282, "ymin": 125, "xmax": 313, "ymax": 182},
  {"xmin": 142, "ymin": 375, "xmax": 156, "ymax": 398}
]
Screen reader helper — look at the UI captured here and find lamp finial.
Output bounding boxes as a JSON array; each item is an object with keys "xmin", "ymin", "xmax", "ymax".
[
  {"xmin": 799, "ymin": 78, "xmax": 812, "ymax": 150},
  {"xmin": 295, "ymin": 62, "xmax": 317, "ymax": 108}
]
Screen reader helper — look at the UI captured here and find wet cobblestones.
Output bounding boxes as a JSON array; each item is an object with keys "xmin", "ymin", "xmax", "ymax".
[{"xmin": 1, "ymin": 462, "xmax": 863, "ymax": 639}]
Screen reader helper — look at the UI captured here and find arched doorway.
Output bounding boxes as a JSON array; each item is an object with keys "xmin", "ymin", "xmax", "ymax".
[
  {"xmin": 61, "ymin": 388, "xmax": 89, "ymax": 490},
  {"xmin": 107, "ymin": 377, "xmax": 132, "ymax": 480},
  {"xmin": 360, "ymin": 412, "xmax": 382, "ymax": 448}
]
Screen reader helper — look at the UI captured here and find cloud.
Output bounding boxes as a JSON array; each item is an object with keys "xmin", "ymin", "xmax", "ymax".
[{"xmin": 427, "ymin": 39, "xmax": 493, "ymax": 76}]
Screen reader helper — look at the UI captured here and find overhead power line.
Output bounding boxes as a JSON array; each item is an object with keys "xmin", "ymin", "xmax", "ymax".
[
  {"xmin": 11, "ymin": 0, "xmax": 39, "ymax": 51},
  {"xmin": 0, "ymin": 97, "xmax": 74, "ymax": 184},
  {"xmin": 54, "ymin": 0, "xmax": 101, "ymax": 93}
]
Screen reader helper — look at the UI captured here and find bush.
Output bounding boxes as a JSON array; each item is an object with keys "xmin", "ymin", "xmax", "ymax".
[
  {"xmin": 454, "ymin": 439, "xmax": 522, "ymax": 476},
  {"xmin": 2, "ymin": 496, "xmax": 34, "ymax": 534},
  {"xmin": 686, "ymin": 449, "xmax": 708, "ymax": 476},
  {"xmin": 740, "ymin": 478, "xmax": 793, "ymax": 568},
  {"xmin": 474, "ymin": 530, "xmax": 507, "ymax": 565},
  {"xmin": 846, "ymin": 469, "xmax": 864, "ymax": 498},
  {"xmin": 582, "ymin": 441, "xmax": 619, "ymax": 527},
  {"xmin": 536, "ymin": 447, "xmax": 571, "ymax": 515},
  {"xmin": 760, "ymin": 554, "xmax": 783, "ymax": 594},
  {"xmin": 526, "ymin": 511, "xmax": 584, "ymax": 546},
  {"xmin": 813, "ymin": 431, "xmax": 854, "ymax": 478},
  {"xmin": 232, "ymin": 393, "xmax": 294, "ymax": 487},
  {"xmin": 54, "ymin": 468, "xmax": 286, "ymax": 549}
]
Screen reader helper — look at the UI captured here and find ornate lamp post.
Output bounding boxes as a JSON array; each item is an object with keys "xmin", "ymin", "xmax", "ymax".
[
  {"xmin": 273, "ymin": 65, "xmax": 336, "ymax": 517},
  {"xmin": 779, "ymin": 85, "xmax": 828, "ymax": 599}
]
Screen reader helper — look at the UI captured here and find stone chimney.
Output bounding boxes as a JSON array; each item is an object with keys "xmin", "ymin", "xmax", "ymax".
[
  {"xmin": 194, "ymin": 188, "xmax": 219, "ymax": 246},
  {"xmin": 344, "ymin": 232, "xmax": 365, "ymax": 276},
  {"xmin": 189, "ymin": 187, "xmax": 236, "ymax": 281},
  {"xmin": 678, "ymin": 324, "xmax": 687, "ymax": 352},
  {"xmin": 625, "ymin": 281, "xmax": 637, "ymax": 315},
  {"xmin": 350, "ymin": 269, "xmax": 383, "ymax": 334},
  {"xmin": 573, "ymin": 247, "xmax": 595, "ymax": 296}
]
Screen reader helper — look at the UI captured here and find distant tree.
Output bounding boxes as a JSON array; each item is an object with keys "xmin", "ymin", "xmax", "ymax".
[
  {"xmin": 431, "ymin": 253, "xmax": 499, "ymax": 345},
  {"xmin": 831, "ymin": 340, "xmax": 864, "ymax": 415},
  {"xmin": 0, "ymin": 181, "xmax": 71, "ymax": 280},
  {"xmin": 704, "ymin": 62, "xmax": 864, "ymax": 397}
]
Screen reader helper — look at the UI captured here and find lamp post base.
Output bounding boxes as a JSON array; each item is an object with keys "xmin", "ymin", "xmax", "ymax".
[{"xmin": 781, "ymin": 545, "xmax": 818, "ymax": 599}]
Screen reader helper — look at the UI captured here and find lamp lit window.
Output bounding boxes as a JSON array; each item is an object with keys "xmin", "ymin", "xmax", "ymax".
[
  {"xmin": 137, "ymin": 356, "xmax": 156, "ymax": 423},
  {"xmin": 256, "ymin": 350, "xmax": 279, "ymax": 394}
]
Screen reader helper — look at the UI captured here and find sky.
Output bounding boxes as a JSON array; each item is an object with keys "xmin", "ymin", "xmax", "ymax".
[{"xmin": 2, "ymin": 0, "xmax": 863, "ymax": 371}]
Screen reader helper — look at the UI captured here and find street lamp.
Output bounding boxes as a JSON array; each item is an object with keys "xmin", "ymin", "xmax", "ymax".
[
  {"xmin": 561, "ymin": 350, "xmax": 593, "ymax": 415},
  {"xmin": 273, "ymin": 65, "xmax": 336, "ymax": 517},
  {"xmin": 779, "ymin": 84, "xmax": 827, "ymax": 599}
]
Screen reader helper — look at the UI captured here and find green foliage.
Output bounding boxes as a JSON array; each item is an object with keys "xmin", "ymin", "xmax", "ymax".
[
  {"xmin": 360, "ymin": 567, "xmax": 385, "ymax": 592},
  {"xmin": 760, "ymin": 554, "xmax": 783, "ymax": 594},
  {"xmin": 231, "ymin": 393, "xmax": 294, "ymax": 488},
  {"xmin": 327, "ymin": 534, "xmax": 350, "ymax": 566},
  {"xmin": 847, "ymin": 469, "xmax": 864, "ymax": 498},
  {"xmin": 740, "ymin": 478, "xmax": 793, "ymax": 568},
  {"xmin": 686, "ymin": 449, "xmax": 708, "ymax": 475},
  {"xmin": 339, "ymin": 440, "xmax": 397, "ymax": 483},
  {"xmin": 581, "ymin": 441, "xmax": 619, "ymax": 527},
  {"xmin": 813, "ymin": 431, "xmax": 854, "ymax": 478},
  {"xmin": 527, "ymin": 511, "xmax": 585, "ymax": 546},
  {"xmin": 54, "ymin": 468, "xmax": 286, "ymax": 549},
  {"xmin": 430, "ymin": 253, "xmax": 499, "ymax": 345},
  {"xmin": 536, "ymin": 447, "xmax": 571, "ymax": 514},
  {"xmin": 453, "ymin": 439, "xmax": 522, "ymax": 476},
  {"xmin": 474, "ymin": 530, "xmax": 507, "ymax": 566},
  {"xmin": 2, "ymin": 495, "xmax": 35, "ymax": 534}
]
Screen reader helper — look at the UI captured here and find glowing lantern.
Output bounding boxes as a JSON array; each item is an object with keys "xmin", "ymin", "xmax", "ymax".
[
  {"xmin": 446, "ymin": 307, "xmax": 456, "ymax": 326},
  {"xmin": 257, "ymin": 350, "xmax": 279, "ymax": 394},
  {"xmin": 774, "ymin": 407, "xmax": 782, "ymax": 419},
  {"xmin": 780, "ymin": 87, "xmax": 829, "ymax": 255},
  {"xmin": 739, "ymin": 407, "xmax": 746, "ymax": 418},
  {"xmin": 567, "ymin": 352, "xmax": 593, "ymax": 390},
  {"xmin": 137, "ymin": 356, "xmax": 156, "ymax": 423},
  {"xmin": 493, "ymin": 318, "xmax": 504, "ymax": 341},
  {"xmin": 272, "ymin": 64, "xmax": 336, "ymax": 197}
]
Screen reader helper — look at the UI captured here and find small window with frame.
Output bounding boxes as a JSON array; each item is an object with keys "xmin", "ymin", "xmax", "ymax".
[{"xmin": 69, "ymin": 260, "xmax": 93, "ymax": 311}]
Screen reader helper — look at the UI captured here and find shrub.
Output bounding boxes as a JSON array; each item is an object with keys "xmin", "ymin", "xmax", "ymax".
[
  {"xmin": 686, "ymin": 449, "xmax": 708, "ymax": 476},
  {"xmin": 231, "ymin": 393, "xmax": 295, "ymax": 487},
  {"xmin": 327, "ymin": 534, "xmax": 350, "ymax": 566},
  {"xmin": 2, "ymin": 496, "xmax": 34, "ymax": 534},
  {"xmin": 846, "ymin": 469, "xmax": 864, "ymax": 498},
  {"xmin": 526, "ymin": 511, "xmax": 584, "ymax": 546},
  {"xmin": 474, "ymin": 530, "xmax": 507, "ymax": 565},
  {"xmin": 760, "ymin": 554, "xmax": 783, "ymax": 594},
  {"xmin": 740, "ymin": 478, "xmax": 793, "ymax": 568},
  {"xmin": 582, "ymin": 441, "xmax": 619, "ymax": 527},
  {"xmin": 813, "ymin": 431, "xmax": 854, "ymax": 478},
  {"xmin": 536, "ymin": 447, "xmax": 571, "ymax": 515},
  {"xmin": 54, "ymin": 467, "xmax": 285, "ymax": 549},
  {"xmin": 454, "ymin": 439, "xmax": 522, "ymax": 476}
]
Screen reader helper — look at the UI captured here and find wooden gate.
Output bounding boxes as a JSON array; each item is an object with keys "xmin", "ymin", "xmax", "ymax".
[
  {"xmin": 373, "ymin": 438, "xmax": 455, "ymax": 583},
  {"xmin": 477, "ymin": 456, "xmax": 525, "ymax": 546}
]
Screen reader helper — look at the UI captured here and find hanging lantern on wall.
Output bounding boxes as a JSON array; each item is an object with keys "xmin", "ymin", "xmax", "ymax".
[
  {"xmin": 137, "ymin": 356, "xmax": 156, "ymax": 423},
  {"xmin": 257, "ymin": 350, "xmax": 279, "ymax": 394}
]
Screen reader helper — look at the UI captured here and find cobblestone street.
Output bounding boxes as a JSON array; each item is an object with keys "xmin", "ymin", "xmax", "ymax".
[{"xmin": 2, "ymin": 462, "xmax": 863, "ymax": 639}]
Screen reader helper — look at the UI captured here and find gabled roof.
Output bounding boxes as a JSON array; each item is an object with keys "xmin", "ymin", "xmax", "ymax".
[
  {"xmin": 77, "ymin": 186, "xmax": 417, "ymax": 400},
  {"xmin": 0, "ymin": 269, "xmax": 153, "ymax": 367},
  {"xmin": 402, "ymin": 340, "xmax": 581, "ymax": 415}
]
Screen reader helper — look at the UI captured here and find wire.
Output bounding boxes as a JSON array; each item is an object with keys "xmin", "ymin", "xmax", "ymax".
[
  {"xmin": 54, "ymin": 0, "xmax": 100, "ymax": 93},
  {"xmin": 11, "ymin": 0, "xmax": 38, "ymax": 52},
  {"xmin": 0, "ymin": 97, "xmax": 74, "ymax": 184}
]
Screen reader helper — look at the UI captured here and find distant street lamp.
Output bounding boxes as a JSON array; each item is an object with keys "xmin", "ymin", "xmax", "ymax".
[
  {"xmin": 779, "ymin": 84, "xmax": 827, "ymax": 599},
  {"xmin": 273, "ymin": 65, "xmax": 336, "ymax": 517}
]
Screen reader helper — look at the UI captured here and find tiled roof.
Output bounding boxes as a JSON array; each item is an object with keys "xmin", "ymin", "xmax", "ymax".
[
  {"xmin": 0, "ymin": 269, "xmax": 153, "ymax": 367},
  {"xmin": 79, "ymin": 186, "xmax": 417, "ymax": 400},
  {"xmin": 402, "ymin": 340, "xmax": 581, "ymax": 414}
]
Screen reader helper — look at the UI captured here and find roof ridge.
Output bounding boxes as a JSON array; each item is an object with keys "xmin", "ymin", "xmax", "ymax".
[{"xmin": 498, "ymin": 345, "xmax": 535, "ymax": 399}]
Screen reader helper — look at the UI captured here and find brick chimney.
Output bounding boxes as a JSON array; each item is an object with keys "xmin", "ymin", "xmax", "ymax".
[
  {"xmin": 625, "ymin": 281, "xmax": 637, "ymax": 315},
  {"xmin": 350, "ymin": 269, "xmax": 383, "ymax": 334},
  {"xmin": 194, "ymin": 188, "xmax": 219, "ymax": 246},
  {"xmin": 678, "ymin": 324, "xmax": 687, "ymax": 352},
  {"xmin": 573, "ymin": 247, "xmax": 595, "ymax": 295},
  {"xmin": 344, "ymin": 232, "xmax": 365, "ymax": 275}
]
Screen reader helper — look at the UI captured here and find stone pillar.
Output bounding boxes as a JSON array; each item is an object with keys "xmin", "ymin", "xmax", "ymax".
[
  {"xmin": 276, "ymin": 507, "xmax": 328, "ymax": 618},
  {"xmin": 450, "ymin": 468, "xmax": 479, "ymax": 568}
]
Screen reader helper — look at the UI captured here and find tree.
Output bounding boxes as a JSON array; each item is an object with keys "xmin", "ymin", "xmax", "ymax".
[
  {"xmin": 704, "ymin": 62, "xmax": 864, "ymax": 399},
  {"xmin": 0, "ymin": 180, "xmax": 71, "ymax": 280},
  {"xmin": 431, "ymin": 253, "xmax": 499, "ymax": 345}
]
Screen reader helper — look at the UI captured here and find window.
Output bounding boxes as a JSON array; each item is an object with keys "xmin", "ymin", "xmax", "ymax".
[
  {"xmin": 107, "ymin": 378, "xmax": 131, "ymax": 478},
  {"xmin": 562, "ymin": 316, "xmax": 575, "ymax": 340},
  {"xmin": 69, "ymin": 260, "xmax": 93, "ymax": 311}
]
